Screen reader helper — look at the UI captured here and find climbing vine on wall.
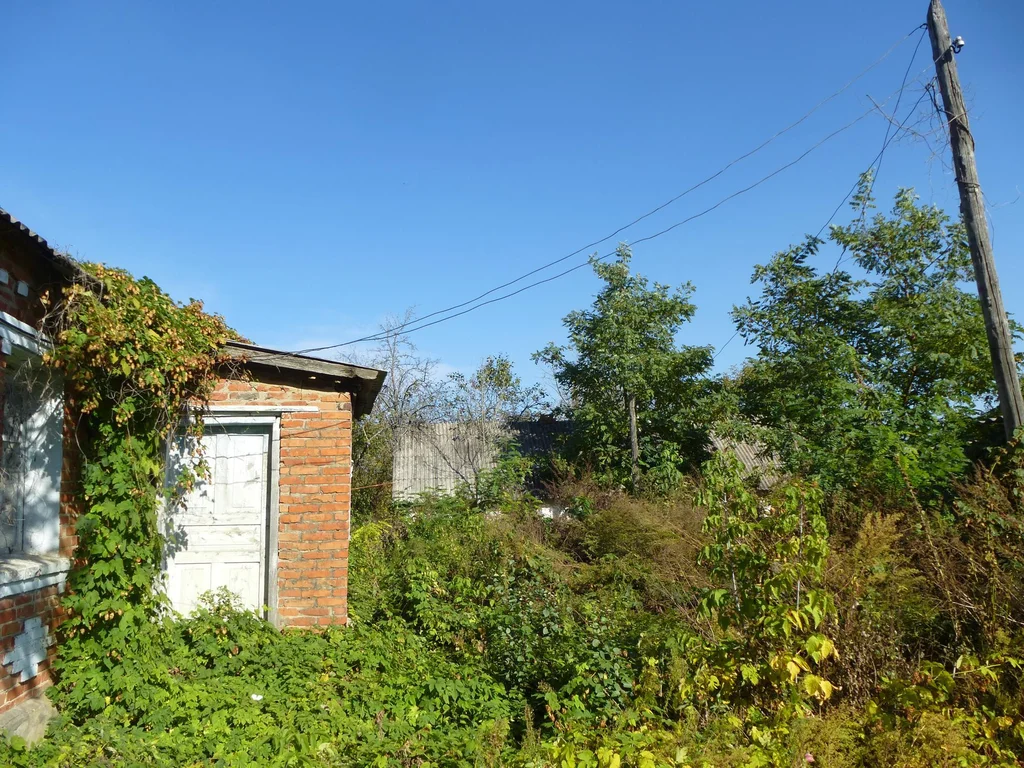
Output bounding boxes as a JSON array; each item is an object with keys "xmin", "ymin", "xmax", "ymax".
[{"xmin": 42, "ymin": 264, "xmax": 233, "ymax": 709}]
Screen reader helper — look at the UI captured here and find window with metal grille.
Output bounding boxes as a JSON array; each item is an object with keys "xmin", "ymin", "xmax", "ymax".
[{"xmin": 0, "ymin": 350, "xmax": 62, "ymax": 556}]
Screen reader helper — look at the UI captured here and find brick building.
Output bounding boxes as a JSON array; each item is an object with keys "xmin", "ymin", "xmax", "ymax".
[
  {"xmin": 175, "ymin": 342, "xmax": 383, "ymax": 628},
  {"xmin": 0, "ymin": 207, "xmax": 384, "ymax": 715}
]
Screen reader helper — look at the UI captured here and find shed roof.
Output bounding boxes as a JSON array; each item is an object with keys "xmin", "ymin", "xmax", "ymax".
[
  {"xmin": 393, "ymin": 420, "xmax": 569, "ymax": 500},
  {"xmin": 224, "ymin": 341, "xmax": 385, "ymax": 418}
]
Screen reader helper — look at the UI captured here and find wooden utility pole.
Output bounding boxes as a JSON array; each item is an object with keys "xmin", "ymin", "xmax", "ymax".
[
  {"xmin": 626, "ymin": 391, "xmax": 640, "ymax": 486},
  {"xmin": 928, "ymin": 0, "xmax": 1024, "ymax": 440}
]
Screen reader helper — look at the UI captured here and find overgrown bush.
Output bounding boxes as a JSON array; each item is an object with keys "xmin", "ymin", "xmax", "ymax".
[
  {"xmin": 3, "ymin": 593, "xmax": 513, "ymax": 767},
  {"xmin": 5, "ymin": 439, "xmax": 1024, "ymax": 766},
  {"xmin": 44, "ymin": 265, "xmax": 234, "ymax": 715},
  {"xmin": 11, "ymin": 182, "xmax": 1024, "ymax": 767}
]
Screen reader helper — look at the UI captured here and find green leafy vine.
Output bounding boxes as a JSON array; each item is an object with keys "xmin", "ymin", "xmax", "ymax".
[{"xmin": 43, "ymin": 264, "xmax": 232, "ymax": 709}]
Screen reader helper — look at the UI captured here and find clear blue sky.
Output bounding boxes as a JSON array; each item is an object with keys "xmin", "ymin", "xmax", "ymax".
[{"xmin": 4, "ymin": 1, "xmax": 1022, "ymax": 389}]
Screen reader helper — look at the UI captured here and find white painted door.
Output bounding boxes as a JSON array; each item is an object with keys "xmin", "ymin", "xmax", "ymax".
[{"xmin": 164, "ymin": 427, "xmax": 270, "ymax": 616}]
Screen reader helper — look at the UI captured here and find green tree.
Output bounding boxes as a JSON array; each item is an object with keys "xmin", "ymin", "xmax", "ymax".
[
  {"xmin": 436, "ymin": 355, "xmax": 548, "ymax": 427},
  {"xmin": 351, "ymin": 311, "xmax": 440, "ymax": 523},
  {"xmin": 732, "ymin": 175, "xmax": 1000, "ymax": 494},
  {"xmin": 431, "ymin": 355, "xmax": 549, "ymax": 505},
  {"xmin": 535, "ymin": 245, "xmax": 714, "ymax": 489}
]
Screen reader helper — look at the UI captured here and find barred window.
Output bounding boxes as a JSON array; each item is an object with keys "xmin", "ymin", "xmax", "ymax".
[{"xmin": 0, "ymin": 350, "xmax": 62, "ymax": 556}]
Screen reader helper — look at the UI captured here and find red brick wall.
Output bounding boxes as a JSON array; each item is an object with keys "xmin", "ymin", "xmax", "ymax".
[
  {"xmin": 0, "ymin": 242, "xmax": 59, "ymax": 326},
  {"xmin": 0, "ymin": 583, "xmax": 64, "ymax": 711},
  {"xmin": 210, "ymin": 376, "xmax": 353, "ymax": 627},
  {"xmin": 0, "ymin": 234, "xmax": 78, "ymax": 713}
]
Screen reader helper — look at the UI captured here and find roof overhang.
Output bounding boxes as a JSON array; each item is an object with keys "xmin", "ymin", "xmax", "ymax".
[
  {"xmin": 224, "ymin": 341, "xmax": 385, "ymax": 418},
  {"xmin": 0, "ymin": 208, "xmax": 387, "ymax": 417},
  {"xmin": 0, "ymin": 207, "xmax": 88, "ymax": 283}
]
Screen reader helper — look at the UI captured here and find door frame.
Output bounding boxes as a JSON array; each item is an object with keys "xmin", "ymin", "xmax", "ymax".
[{"xmin": 202, "ymin": 414, "xmax": 281, "ymax": 625}]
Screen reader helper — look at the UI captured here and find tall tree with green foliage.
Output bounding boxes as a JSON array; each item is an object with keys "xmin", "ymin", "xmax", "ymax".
[
  {"xmin": 535, "ymin": 245, "xmax": 714, "ymax": 489},
  {"xmin": 732, "ymin": 175, "xmax": 1001, "ymax": 494}
]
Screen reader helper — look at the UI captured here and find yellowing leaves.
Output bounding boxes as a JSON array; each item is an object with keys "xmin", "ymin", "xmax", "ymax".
[
  {"xmin": 805, "ymin": 633, "xmax": 838, "ymax": 663},
  {"xmin": 801, "ymin": 674, "xmax": 835, "ymax": 701},
  {"xmin": 47, "ymin": 261, "xmax": 235, "ymax": 661}
]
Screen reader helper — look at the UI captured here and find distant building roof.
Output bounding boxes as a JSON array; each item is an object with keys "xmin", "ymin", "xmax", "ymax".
[
  {"xmin": 709, "ymin": 433, "xmax": 779, "ymax": 490},
  {"xmin": 393, "ymin": 421, "xmax": 777, "ymax": 499},
  {"xmin": 392, "ymin": 420, "xmax": 569, "ymax": 500}
]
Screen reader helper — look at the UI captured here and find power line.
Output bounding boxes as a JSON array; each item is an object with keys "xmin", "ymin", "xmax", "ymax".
[
  {"xmin": 711, "ymin": 330, "xmax": 741, "ymax": 363},
  {"xmin": 823, "ymin": 32, "xmax": 949, "ymax": 266},
  {"xmin": 251, "ymin": 27, "xmax": 926, "ymax": 361},
  {"xmin": 374, "ymin": 34, "xmax": 937, "ymax": 376},
  {"xmin": 873, "ymin": 26, "xmax": 928, "ymax": 186},
  {"xmin": 716, "ymin": 31, "xmax": 936, "ymax": 365},
  {"xmin": 823, "ymin": 71, "xmax": 944, "ymax": 269},
  {"xmin": 309, "ymin": 109, "xmax": 876, "ymax": 353},
  {"xmin": 382, "ymin": 27, "xmax": 922, "ymax": 332},
  {"xmin": 715, "ymin": 74, "xmax": 937, "ymax": 366},
  {"xmin": 302, "ymin": 65, "xmax": 932, "ymax": 354},
  {"xmin": 824, "ymin": 84, "xmax": 934, "ymax": 256}
]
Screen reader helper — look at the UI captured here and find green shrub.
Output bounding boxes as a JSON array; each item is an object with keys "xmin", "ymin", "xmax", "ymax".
[
  {"xmin": 4, "ymin": 593, "xmax": 514, "ymax": 767},
  {"xmin": 7, "ymin": 443, "xmax": 1024, "ymax": 766}
]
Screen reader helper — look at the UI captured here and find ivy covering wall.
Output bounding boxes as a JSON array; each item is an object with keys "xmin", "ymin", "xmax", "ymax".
[{"xmin": 43, "ymin": 265, "xmax": 233, "ymax": 710}]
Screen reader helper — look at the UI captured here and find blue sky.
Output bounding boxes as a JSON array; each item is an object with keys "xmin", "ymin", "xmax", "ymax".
[{"xmin": 3, "ymin": 1, "xmax": 1022, "ymax": 390}]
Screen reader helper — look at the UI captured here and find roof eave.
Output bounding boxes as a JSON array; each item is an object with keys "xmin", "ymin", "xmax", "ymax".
[
  {"xmin": 0, "ymin": 207, "xmax": 90, "ymax": 283},
  {"xmin": 223, "ymin": 341, "xmax": 386, "ymax": 418}
]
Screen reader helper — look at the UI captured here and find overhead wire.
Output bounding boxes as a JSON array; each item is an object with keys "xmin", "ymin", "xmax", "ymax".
[
  {"xmin": 713, "ymin": 71, "xmax": 937, "ymax": 366},
  {"xmin": 872, "ymin": 26, "xmax": 928, "ymax": 188},
  {"xmin": 715, "ymin": 27, "xmax": 939, "ymax": 366},
  {"xmin": 248, "ymin": 26, "xmax": 928, "ymax": 361},
  {"xmin": 370, "ymin": 26, "xmax": 922, "ymax": 336},
  {"xmin": 302, "ymin": 51, "xmax": 937, "ymax": 354},
  {"xmin": 315, "ymin": 107, "xmax": 880, "ymax": 352}
]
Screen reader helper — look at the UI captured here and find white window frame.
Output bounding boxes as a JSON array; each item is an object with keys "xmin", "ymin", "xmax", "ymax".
[{"xmin": 0, "ymin": 310, "xmax": 69, "ymax": 597}]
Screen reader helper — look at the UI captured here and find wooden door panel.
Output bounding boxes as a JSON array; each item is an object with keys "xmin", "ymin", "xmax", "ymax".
[{"xmin": 164, "ymin": 427, "xmax": 270, "ymax": 616}]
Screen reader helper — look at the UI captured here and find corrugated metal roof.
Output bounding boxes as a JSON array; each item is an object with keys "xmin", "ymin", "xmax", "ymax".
[
  {"xmin": 392, "ymin": 421, "xmax": 569, "ymax": 500},
  {"xmin": 709, "ymin": 433, "xmax": 779, "ymax": 490}
]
